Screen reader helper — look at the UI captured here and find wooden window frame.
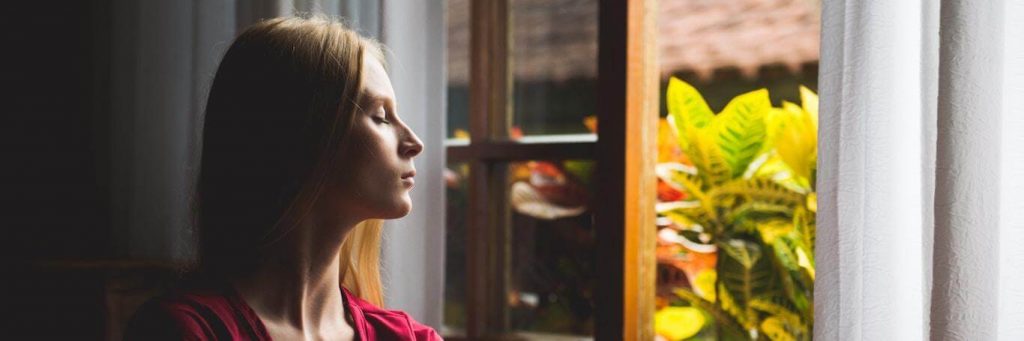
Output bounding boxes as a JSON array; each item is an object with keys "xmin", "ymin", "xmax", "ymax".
[{"xmin": 445, "ymin": 0, "xmax": 656, "ymax": 339}]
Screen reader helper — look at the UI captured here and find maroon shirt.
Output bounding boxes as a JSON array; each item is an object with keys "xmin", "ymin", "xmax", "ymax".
[{"xmin": 124, "ymin": 286, "xmax": 442, "ymax": 340}]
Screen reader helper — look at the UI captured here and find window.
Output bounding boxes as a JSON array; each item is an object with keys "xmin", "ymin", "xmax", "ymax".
[
  {"xmin": 443, "ymin": 0, "xmax": 658, "ymax": 339},
  {"xmin": 653, "ymin": 1, "xmax": 821, "ymax": 340}
]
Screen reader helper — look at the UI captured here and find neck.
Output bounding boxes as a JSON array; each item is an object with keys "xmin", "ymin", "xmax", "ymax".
[{"xmin": 233, "ymin": 212, "xmax": 361, "ymax": 332}]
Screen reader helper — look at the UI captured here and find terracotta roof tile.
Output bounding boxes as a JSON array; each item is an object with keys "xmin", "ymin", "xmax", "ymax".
[{"xmin": 447, "ymin": 0, "xmax": 820, "ymax": 84}]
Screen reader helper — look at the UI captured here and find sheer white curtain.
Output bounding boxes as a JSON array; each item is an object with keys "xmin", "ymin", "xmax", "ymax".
[{"xmin": 816, "ymin": 0, "xmax": 1024, "ymax": 339}]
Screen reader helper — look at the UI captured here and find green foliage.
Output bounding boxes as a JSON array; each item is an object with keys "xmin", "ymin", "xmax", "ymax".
[
  {"xmin": 667, "ymin": 78, "xmax": 715, "ymax": 152},
  {"xmin": 658, "ymin": 78, "xmax": 818, "ymax": 340},
  {"xmin": 714, "ymin": 89, "xmax": 770, "ymax": 178}
]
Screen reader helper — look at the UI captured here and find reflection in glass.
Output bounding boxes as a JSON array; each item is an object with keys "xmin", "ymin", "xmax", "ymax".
[
  {"xmin": 443, "ymin": 162, "xmax": 468, "ymax": 336},
  {"xmin": 446, "ymin": 0, "xmax": 470, "ymax": 139},
  {"xmin": 506, "ymin": 160, "xmax": 595, "ymax": 336},
  {"xmin": 511, "ymin": 0, "xmax": 598, "ymax": 137}
]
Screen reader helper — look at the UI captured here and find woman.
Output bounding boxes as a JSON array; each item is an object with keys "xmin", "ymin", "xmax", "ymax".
[{"xmin": 125, "ymin": 15, "xmax": 440, "ymax": 340}]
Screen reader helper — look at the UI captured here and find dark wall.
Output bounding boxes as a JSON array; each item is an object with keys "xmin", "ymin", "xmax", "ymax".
[
  {"xmin": 3, "ymin": 1, "xmax": 112, "ymax": 261},
  {"xmin": 0, "ymin": 3, "xmax": 172, "ymax": 340}
]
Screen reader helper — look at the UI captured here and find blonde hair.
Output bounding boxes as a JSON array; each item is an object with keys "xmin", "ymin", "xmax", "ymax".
[
  {"xmin": 339, "ymin": 220, "xmax": 384, "ymax": 305},
  {"xmin": 195, "ymin": 15, "xmax": 386, "ymax": 306}
]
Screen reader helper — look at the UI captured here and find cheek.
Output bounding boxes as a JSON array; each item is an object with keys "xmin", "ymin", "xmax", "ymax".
[
  {"xmin": 349, "ymin": 124, "xmax": 397, "ymax": 162},
  {"xmin": 331, "ymin": 125, "xmax": 410, "ymax": 218}
]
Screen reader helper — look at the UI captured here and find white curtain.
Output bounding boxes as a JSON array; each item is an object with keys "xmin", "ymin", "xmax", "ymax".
[
  {"xmin": 378, "ymin": 0, "xmax": 446, "ymax": 329},
  {"xmin": 817, "ymin": 0, "xmax": 1024, "ymax": 339}
]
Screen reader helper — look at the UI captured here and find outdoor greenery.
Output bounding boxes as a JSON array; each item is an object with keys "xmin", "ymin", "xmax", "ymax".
[{"xmin": 655, "ymin": 77, "xmax": 818, "ymax": 340}]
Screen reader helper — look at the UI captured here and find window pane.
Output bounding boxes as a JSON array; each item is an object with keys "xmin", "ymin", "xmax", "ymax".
[
  {"xmin": 447, "ymin": 0, "xmax": 470, "ymax": 140},
  {"xmin": 654, "ymin": 1, "xmax": 821, "ymax": 340},
  {"xmin": 443, "ymin": 162, "xmax": 469, "ymax": 336},
  {"xmin": 510, "ymin": 0, "xmax": 598, "ymax": 138},
  {"xmin": 505, "ymin": 159, "xmax": 596, "ymax": 337}
]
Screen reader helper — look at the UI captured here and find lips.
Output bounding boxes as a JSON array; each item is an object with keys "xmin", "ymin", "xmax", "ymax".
[{"xmin": 401, "ymin": 170, "xmax": 416, "ymax": 188}]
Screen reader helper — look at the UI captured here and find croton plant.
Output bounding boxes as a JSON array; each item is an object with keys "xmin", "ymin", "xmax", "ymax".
[{"xmin": 655, "ymin": 77, "xmax": 818, "ymax": 341}]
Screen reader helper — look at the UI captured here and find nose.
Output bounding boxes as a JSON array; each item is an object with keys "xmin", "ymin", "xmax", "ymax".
[{"xmin": 401, "ymin": 127, "xmax": 424, "ymax": 159}]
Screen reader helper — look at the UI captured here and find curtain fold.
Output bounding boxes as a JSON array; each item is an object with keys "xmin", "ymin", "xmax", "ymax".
[
  {"xmin": 997, "ymin": 1, "xmax": 1024, "ymax": 337},
  {"xmin": 817, "ymin": 1, "xmax": 1024, "ymax": 339},
  {"xmin": 931, "ymin": 1, "xmax": 1004, "ymax": 338}
]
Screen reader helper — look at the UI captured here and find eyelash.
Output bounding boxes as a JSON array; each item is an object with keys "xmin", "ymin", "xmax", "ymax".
[{"xmin": 373, "ymin": 108, "xmax": 391, "ymax": 124}]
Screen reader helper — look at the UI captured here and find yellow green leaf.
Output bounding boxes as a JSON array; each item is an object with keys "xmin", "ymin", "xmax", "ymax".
[
  {"xmin": 799, "ymin": 86, "xmax": 818, "ymax": 129},
  {"xmin": 753, "ymin": 152, "xmax": 809, "ymax": 192},
  {"xmin": 774, "ymin": 88, "xmax": 819, "ymax": 186},
  {"xmin": 760, "ymin": 317, "xmax": 798, "ymax": 341},
  {"xmin": 717, "ymin": 282, "xmax": 749, "ymax": 329},
  {"xmin": 713, "ymin": 178, "xmax": 805, "ymax": 209},
  {"xmin": 693, "ymin": 269, "xmax": 717, "ymax": 302},
  {"xmin": 749, "ymin": 299, "xmax": 802, "ymax": 327},
  {"xmin": 750, "ymin": 299, "xmax": 806, "ymax": 341},
  {"xmin": 686, "ymin": 129, "xmax": 732, "ymax": 188},
  {"xmin": 714, "ymin": 88, "xmax": 770, "ymax": 178},
  {"xmin": 654, "ymin": 307, "xmax": 706, "ymax": 341},
  {"xmin": 763, "ymin": 108, "xmax": 789, "ymax": 153},
  {"xmin": 797, "ymin": 247, "xmax": 815, "ymax": 280},
  {"xmin": 772, "ymin": 237, "xmax": 801, "ymax": 272},
  {"xmin": 757, "ymin": 220, "xmax": 793, "ymax": 245},
  {"xmin": 666, "ymin": 77, "xmax": 714, "ymax": 130}
]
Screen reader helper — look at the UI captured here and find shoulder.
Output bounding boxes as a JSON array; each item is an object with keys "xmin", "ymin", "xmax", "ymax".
[
  {"xmin": 344, "ymin": 289, "xmax": 443, "ymax": 341},
  {"xmin": 124, "ymin": 288, "xmax": 262, "ymax": 341}
]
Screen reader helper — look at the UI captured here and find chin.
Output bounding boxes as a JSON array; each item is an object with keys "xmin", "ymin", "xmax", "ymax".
[{"xmin": 377, "ymin": 200, "xmax": 412, "ymax": 219}]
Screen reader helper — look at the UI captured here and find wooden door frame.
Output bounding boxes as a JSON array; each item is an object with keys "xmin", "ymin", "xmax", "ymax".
[{"xmin": 594, "ymin": 0, "xmax": 658, "ymax": 339}]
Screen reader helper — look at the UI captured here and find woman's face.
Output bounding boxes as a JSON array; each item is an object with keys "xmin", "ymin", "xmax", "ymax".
[{"xmin": 329, "ymin": 55, "xmax": 423, "ymax": 221}]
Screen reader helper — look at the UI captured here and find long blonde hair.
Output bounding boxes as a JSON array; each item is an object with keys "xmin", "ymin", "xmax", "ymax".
[{"xmin": 195, "ymin": 15, "xmax": 386, "ymax": 306}]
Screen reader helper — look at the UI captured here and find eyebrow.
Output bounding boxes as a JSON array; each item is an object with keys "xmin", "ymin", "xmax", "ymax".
[{"xmin": 363, "ymin": 93, "xmax": 395, "ymax": 112}]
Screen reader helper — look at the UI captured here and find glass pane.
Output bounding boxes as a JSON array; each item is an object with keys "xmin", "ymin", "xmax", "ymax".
[
  {"xmin": 447, "ymin": 0, "xmax": 470, "ymax": 140},
  {"xmin": 443, "ymin": 162, "xmax": 469, "ymax": 336},
  {"xmin": 505, "ymin": 159, "xmax": 596, "ymax": 337},
  {"xmin": 655, "ymin": 1, "xmax": 821, "ymax": 340},
  {"xmin": 510, "ymin": 0, "xmax": 598, "ymax": 138}
]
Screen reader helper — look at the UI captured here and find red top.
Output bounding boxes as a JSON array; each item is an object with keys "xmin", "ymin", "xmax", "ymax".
[{"xmin": 124, "ymin": 286, "xmax": 442, "ymax": 340}]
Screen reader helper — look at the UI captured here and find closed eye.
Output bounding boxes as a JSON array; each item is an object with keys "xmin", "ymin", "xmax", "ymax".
[{"xmin": 372, "ymin": 106, "xmax": 391, "ymax": 124}]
